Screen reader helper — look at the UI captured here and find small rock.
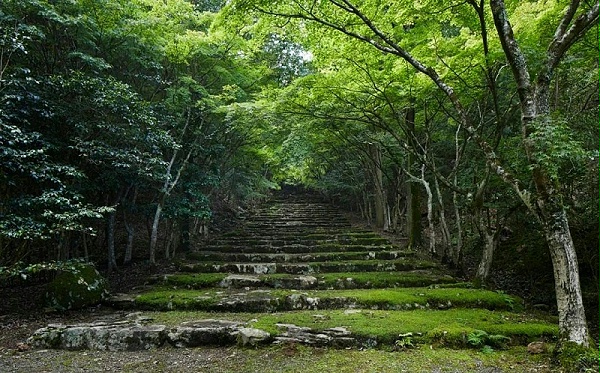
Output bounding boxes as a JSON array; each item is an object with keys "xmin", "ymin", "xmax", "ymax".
[
  {"xmin": 527, "ymin": 341, "xmax": 547, "ymax": 354},
  {"xmin": 235, "ymin": 328, "xmax": 271, "ymax": 346},
  {"xmin": 16, "ymin": 343, "xmax": 30, "ymax": 352}
]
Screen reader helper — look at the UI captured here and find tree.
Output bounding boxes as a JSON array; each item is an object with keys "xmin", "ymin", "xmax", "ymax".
[{"xmin": 228, "ymin": 0, "xmax": 598, "ymax": 345}]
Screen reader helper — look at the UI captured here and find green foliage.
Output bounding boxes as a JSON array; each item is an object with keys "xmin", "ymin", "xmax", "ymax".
[
  {"xmin": 528, "ymin": 116, "xmax": 588, "ymax": 184},
  {"xmin": 467, "ymin": 329, "xmax": 511, "ymax": 352},
  {"xmin": 553, "ymin": 342, "xmax": 600, "ymax": 373}
]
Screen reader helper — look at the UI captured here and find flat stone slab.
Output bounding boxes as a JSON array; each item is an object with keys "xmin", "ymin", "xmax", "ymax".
[
  {"xmin": 28, "ymin": 317, "xmax": 272, "ymax": 351},
  {"xmin": 26, "ymin": 317, "xmax": 363, "ymax": 351}
]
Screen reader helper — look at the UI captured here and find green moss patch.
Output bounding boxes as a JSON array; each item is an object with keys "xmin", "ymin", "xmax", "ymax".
[
  {"xmin": 146, "ymin": 308, "xmax": 557, "ymax": 348},
  {"xmin": 249, "ymin": 309, "xmax": 557, "ymax": 347},
  {"xmin": 43, "ymin": 263, "xmax": 109, "ymax": 311},
  {"xmin": 315, "ymin": 271, "xmax": 457, "ymax": 289},
  {"xmin": 149, "ymin": 273, "xmax": 228, "ymax": 289}
]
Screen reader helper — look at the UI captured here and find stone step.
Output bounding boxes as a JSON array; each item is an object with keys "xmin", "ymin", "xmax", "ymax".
[
  {"xmin": 195, "ymin": 243, "xmax": 398, "ymax": 254},
  {"xmin": 149, "ymin": 270, "xmax": 457, "ymax": 290},
  {"xmin": 185, "ymin": 250, "xmax": 415, "ymax": 263},
  {"xmin": 178, "ymin": 258, "xmax": 439, "ymax": 275},
  {"xmin": 108, "ymin": 286, "xmax": 522, "ymax": 313},
  {"xmin": 207, "ymin": 237, "xmax": 391, "ymax": 247},
  {"xmin": 220, "ymin": 231, "xmax": 382, "ymax": 239}
]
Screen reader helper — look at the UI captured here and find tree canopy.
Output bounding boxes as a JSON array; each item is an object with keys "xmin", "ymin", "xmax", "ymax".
[{"xmin": 0, "ymin": 0, "xmax": 597, "ymax": 346}]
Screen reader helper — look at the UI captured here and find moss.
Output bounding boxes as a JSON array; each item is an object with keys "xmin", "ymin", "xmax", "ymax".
[
  {"xmin": 131, "ymin": 286, "xmax": 526, "ymax": 313},
  {"xmin": 148, "ymin": 308, "xmax": 557, "ymax": 348},
  {"xmin": 247, "ymin": 309, "xmax": 558, "ymax": 347},
  {"xmin": 552, "ymin": 342, "xmax": 600, "ymax": 372},
  {"xmin": 158, "ymin": 273, "xmax": 228, "ymax": 289},
  {"xmin": 43, "ymin": 263, "xmax": 109, "ymax": 311},
  {"xmin": 317, "ymin": 271, "xmax": 456, "ymax": 289}
]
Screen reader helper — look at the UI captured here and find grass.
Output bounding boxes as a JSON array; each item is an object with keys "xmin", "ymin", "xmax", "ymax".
[{"xmin": 132, "ymin": 286, "xmax": 525, "ymax": 312}]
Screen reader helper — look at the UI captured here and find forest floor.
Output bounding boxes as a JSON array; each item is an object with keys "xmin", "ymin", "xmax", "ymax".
[
  {"xmin": 0, "ymin": 197, "xmax": 596, "ymax": 373},
  {"xmin": 0, "ymin": 260, "xmax": 586, "ymax": 373}
]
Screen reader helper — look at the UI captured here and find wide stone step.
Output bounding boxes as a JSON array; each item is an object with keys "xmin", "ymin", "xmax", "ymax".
[
  {"xmin": 207, "ymin": 237, "xmax": 391, "ymax": 247},
  {"xmin": 108, "ymin": 287, "xmax": 523, "ymax": 313},
  {"xmin": 220, "ymin": 231, "xmax": 382, "ymax": 239},
  {"xmin": 178, "ymin": 258, "xmax": 439, "ymax": 275},
  {"xmin": 185, "ymin": 250, "xmax": 415, "ymax": 263},
  {"xmin": 195, "ymin": 243, "xmax": 398, "ymax": 254},
  {"xmin": 149, "ymin": 270, "xmax": 457, "ymax": 290}
]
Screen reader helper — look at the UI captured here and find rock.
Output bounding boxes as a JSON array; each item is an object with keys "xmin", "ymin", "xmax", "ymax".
[
  {"xmin": 28, "ymin": 322, "xmax": 168, "ymax": 351},
  {"xmin": 274, "ymin": 323, "xmax": 355, "ymax": 347},
  {"xmin": 167, "ymin": 320, "xmax": 241, "ymax": 347},
  {"xmin": 527, "ymin": 341, "xmax": 547, "ymax": 354},
  {"xmin": 235, "ymin": 328, "xmax": 271, "ymax": 346},
  {"xmin": 43, "ymin": 264, "xmax": 109, "ymax": 311},
  {"xmin": 296, "ymin": 275, "xmax": 318, "ymax": 288},
  {"xmin": 219, "ymin": 274, "xmax": 262, "ymax": 288}
]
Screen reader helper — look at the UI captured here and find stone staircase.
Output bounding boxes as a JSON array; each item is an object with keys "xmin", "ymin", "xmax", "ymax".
[
  {"xmin": 167, "ymin": 192, "xmax": 450, "ymax": 289},
  {"xmin": 28, "ymin": 191, "xmax": 559, "ymax": 351}
]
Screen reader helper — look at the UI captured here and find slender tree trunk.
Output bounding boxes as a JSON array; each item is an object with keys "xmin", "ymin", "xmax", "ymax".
[
  {"xmin": 123, "ymin": 214, "xmax": 134, "ymax": 265},
  {"xmin": 452, "ymin": 187, "xmax": 463, "ymax": 269},
  {"xmin": 474, "ymin": 209, "xmax": 498, "ymax": 285},
  {"xmin": 421, "ymin": 168, "xmax": 435, "ymax": 256},
  {"xmin": 106, "ymin": 211, "xmax": 117, "ymax": 272},
  {"xmin": 149, "ymin": 201, "xmax": 163, "ymax": 264},
  {"xmin": 123, "ymin": 186, "xmax": 137, "ymax": 265},
  {"xmin": 434, "ymin": 176, "xmax": 451, "ymax": 261},
  {"xmin": 405, "ymin": 106, "xmax": 421, "ymax": 248},
  {"xmin": 370, "ymin": 143, "xmax": 386, "ymax": 229}
]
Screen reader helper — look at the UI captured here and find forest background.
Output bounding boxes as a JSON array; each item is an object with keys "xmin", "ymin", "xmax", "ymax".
[{"xmin": 0, "ymin": 0, "xmax": 597, "ymax": 346}]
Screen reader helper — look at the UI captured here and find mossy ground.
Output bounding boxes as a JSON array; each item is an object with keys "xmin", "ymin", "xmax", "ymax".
[{"xmin": 145, "ymin": 308, "xmax": 558, "ymax": 348}]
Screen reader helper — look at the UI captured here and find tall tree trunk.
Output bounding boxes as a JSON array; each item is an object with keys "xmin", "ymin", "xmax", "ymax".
[
  {"xmin": 370, "ymin": 143, "xmax": 386, "ymax": 229},
  {"xmin": 490, "ymin": 0, "xmax": 597, "ymax": 345},
  {"xmin": 473, "ymin": 209, "xmax": 499, "ymax": 286},
  {"xmin": 106, "ymin": 210, "xmax": 117, "ymax": 272},
  {"xmin": 452, "ymin": 188, "xmax": 463, "ymax": 269},
  {"xmin": 434, "ymin": 175, "xmax": 451, "ymax": 261},
  {"xmin": 149, "ymin": 201, "xmax": 163, "ymax": 264},
  {"xmin": 544, "ymin": 207, "xmax": 588, "ymax": 344},
  {"xmin": 405, "ymin": 106, "xmax": 422, "ymax": 248},
  {"xmin": 123, "ymin": 186, "xmax": 138, "ymax": 265}
]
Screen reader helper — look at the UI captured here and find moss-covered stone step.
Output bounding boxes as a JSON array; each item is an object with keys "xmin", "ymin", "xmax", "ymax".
[
  {"xmin": 185, "ymin": 250, "xmax": 415, "ymax": 263},
  {"xmin": 153, "ymin": 309, "xmax": 557, "ymax": 348},
  {"xmin": 177, "ymin": 258, "xmax": 439, "ymax": 275},
  {"xmin": 208, "ymin": 236, "xmax": 391, "ymax": 247},
  {"xmin": 220, "ymin": 230, "xmax": 382, "ymax": 239},
  {"xmin": 107, "ymin": 287, "xmax": 525, "ymax": 313},
  {"xmin": 195, "ymin": 243, "xmax": 399, "ymax": 254},
  {"xmin": 148, "ymin": 270, "xmax": 457, "ymax": 290},
  {"xmin": 243, "ymin": 223, "xmax": 352, "ymax": 231},
  {"xmin": 246, "ymin": 308, "xmax": 558, "ymax": 347}
]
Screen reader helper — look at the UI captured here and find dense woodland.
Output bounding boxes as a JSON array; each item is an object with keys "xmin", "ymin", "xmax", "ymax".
[{"xmin": 0, "ymin": 0, "xmax": 598, "ymax": 347}]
